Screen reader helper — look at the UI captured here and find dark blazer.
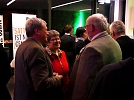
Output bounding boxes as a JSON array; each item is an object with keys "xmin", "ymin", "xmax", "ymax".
[
  {"xmin": 75, "ymin": 38, "xmax": 91, "ymax": 55},
  {"xmin": 75, "ymin": 39, "xmax": 85, "ymax": 55},
  {"xmin": 60, "ymin": 34, "xmax": 76, "ymax": 75},
  {"xmin": 65, "ymin": 32, "xmax": 122, "ymax": 100},
  {"xmin": 116, "ymin": 35, "xmax": 134, "ymax": 60},
  {"xmin": 14, "ymin": 38, "xmax": 62, "ymax": 100},
  {"xmin": 88, "ymin": 57, "xmax": 134, "ymax": 100},
  {"xmin": 0, "ymin": 44, "xmax": 12, "ymax": 100}
]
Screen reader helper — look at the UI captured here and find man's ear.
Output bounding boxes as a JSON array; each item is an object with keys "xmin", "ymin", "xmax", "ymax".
[
  {"xmin": 91, "ymin": 24, "xmax": 95, "ymax": 31},
  {"xmin": 34, "ymin": 28, "xmax": 40, "ymax": 34},
  {"xmin": 34, "ymin": 28, "xmax": 38, "ymax": 33},
  {"xmin": 111, "ymin": 31, "xmax": 116, "ymax": 40}
]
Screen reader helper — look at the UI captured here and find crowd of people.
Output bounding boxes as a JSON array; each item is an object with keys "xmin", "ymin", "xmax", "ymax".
[{"xmin": 3, "ymin": 13, "xmax": 134, "ymax": 100}]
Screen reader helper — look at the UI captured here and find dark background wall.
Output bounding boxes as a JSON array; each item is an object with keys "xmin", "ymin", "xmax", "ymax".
[{"xmin": 0, "ymin": 8, "xmax": 91, "ymax": 61}]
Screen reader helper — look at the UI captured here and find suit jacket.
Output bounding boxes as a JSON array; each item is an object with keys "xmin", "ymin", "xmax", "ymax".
[
  {"xmin": 66, "ymin": 31, "xmax": 122, "ymax": 100},
  {"xmin": 75, "ymin": 39, "xmax": 85, "ymax": 55},
  {"xmin": 0, "ymin": 44, "xmax": 12, "ymax": 100},
  {"xmin": 88, "ymin": 57, "xmax": 134, "ymax": 100},
  {"xmin": 14, "ymin": 38, "xmax": 62, "ymax": 100},
  {"xmin": 116, "ymin": 35, "xmax": 134, "ymax": 60},
  {"xmin": 60, "ymin": 34, "xmax": 76, "ymax": 75}
]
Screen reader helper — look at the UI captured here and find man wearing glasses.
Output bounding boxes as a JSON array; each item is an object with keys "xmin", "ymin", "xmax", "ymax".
[{"xmin": 68, "ymin": 13, "xmax": 122, "ymax": 100}]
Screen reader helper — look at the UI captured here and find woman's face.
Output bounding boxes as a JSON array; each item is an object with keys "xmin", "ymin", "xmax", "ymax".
[{"xmin": 47, "ymin": 35, "xmax": 61, "ymax": 50}]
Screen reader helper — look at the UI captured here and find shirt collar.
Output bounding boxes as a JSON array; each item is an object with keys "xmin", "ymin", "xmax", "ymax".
[
  {"xmin": 65, "ymin": 33, "xmax": 71, "ymax": 35},
  {"xmin": 45, "ymin": 46, "xmax": 62, "ymax": 56},
  {"xmin": 75, "ymin": 37, "xmax": 84, "ymax": 42},
  {"xmin": 91, "ymin": 31, "xmax": 106, "ymax": 41}
]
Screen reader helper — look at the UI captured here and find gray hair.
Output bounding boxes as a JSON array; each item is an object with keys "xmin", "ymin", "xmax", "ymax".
[
  {"xmin": 110, "ymin": 20, "xmax": 125, "ymax": 35},
  {"xmin": 86, "ymin": 13, "xmax": 108, "ymax": 31},
  {"xmin": 25, "ymin": 17, "xmax": 47, "ymax": 37},
  {"xmin": 47, "ymin": 30, "xmax": 60, "ymax": 41}
]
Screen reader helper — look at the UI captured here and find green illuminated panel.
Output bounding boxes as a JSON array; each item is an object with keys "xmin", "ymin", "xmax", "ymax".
[{"xmin": 73, "ymin": 11, "xmax": 91, "ymax": 34}]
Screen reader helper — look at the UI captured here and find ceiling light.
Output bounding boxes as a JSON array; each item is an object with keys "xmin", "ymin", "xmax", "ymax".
[
  {"xmin": 98, "ymin": 0, "xmax": 110, "ymax": 4},
  {"xmin": 7, "ymin": 0, "xmax": 16, "ymax": 6},
  {"xmin": 99, "ymin": 2, "xmax": 104, "ymax": 4},
  {"xmin": 98, "ymin": 0, "xmax": 104, "ymax": 2},
  {"xmin": 105, "ymin": 0, "xmax": 110, "ymax": 3},
  {"xmin": 51, "ymin": 0, "xmax": 83, "ymax": 9},
  {"xmin": 79, "ymin": 9, "xmax": 92, "ymax": 11},
  {"xmin": 79, "ymin": 8, "xmax": 99, "ymax": 12}
]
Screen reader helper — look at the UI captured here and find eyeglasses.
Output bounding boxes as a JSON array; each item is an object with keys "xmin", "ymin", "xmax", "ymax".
[
  {"xmin": 50, "ymin": 38, "xmax": 60, "ymax": 42},
  {"xmin": 84, "ymin": 24, "xmax": 92, "ymax": 29}
]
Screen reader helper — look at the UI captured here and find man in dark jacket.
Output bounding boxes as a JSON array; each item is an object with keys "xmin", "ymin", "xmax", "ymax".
[
  {"xmin": 14, "ymin": 17, "xmax": 63, "ymax": 100},
  {"xmin": 110, "ymin": 20, "xmax": 134, "ymax": 60},
  {"xmin": 0, "ymin": 44, "xmax": 12, "ymax": 100},
  {"xmin": 60, "ymin": 24, "xmax": 76, "ymax": 76}
]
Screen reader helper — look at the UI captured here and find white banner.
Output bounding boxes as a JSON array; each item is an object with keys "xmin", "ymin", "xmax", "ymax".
[
  {"xmin": 0, "ymin": 15, "xmax": 4, "ymax": 47},
  {"xmin": 12, "ymin": 13, "xmax": 36, "ymax": 58}
]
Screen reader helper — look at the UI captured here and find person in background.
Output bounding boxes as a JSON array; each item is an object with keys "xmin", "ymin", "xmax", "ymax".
[
  {"xmin": 0, "ymin": 44, "xmax": 12, "ymax": 100},
  {"xmin": 60, "ymin": 24, "xmax": 76, "ymax": 76},
  {"xmin": 14, "ymin": 17, "xmax": 63, "ymax": 100},
  {"xmin": 63, "ymin": 27, "xmax": 90, "ymax": 100},
  {"xmin": 83, "ymin": 37, "xmax": 91, "ymax": 46},
  {"xmin": 110, "ymin": 20, "xmax": 134, "ymax": 60},
  {"xmin": 44, "ymin": 30, "xmax": 69, "ymax": 100},
  {"xmin": 69, "ymin": 13, "xmax": 122, "ymax": 100},
  {"xmin": 75, "ymin": 27, "xmax": 88, "ymax": 56}
]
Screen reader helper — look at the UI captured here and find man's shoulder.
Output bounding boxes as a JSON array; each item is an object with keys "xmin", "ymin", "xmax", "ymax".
[{"xmin": 117, "ymin": 35, "xmax": 134, "ymax": 44}]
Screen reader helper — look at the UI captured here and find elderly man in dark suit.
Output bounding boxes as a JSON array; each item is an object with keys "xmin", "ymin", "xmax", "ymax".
[
  {"xmin": 110, "ymin": 20, "xmax": 134, "ymax": 60},
  {"xmin": 64, "ymin": 13, "xmax": 122, "ymax": 100}
]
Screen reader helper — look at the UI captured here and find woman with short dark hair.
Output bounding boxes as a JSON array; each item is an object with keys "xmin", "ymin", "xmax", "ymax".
[{"xmin": 45, "ymin": 30, "xmax": 69, "ymax": 100}]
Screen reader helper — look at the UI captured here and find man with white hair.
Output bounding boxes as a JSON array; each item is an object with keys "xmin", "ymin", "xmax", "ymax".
[
  {"xmin": 110, "ymin": 20, "xmax": 134, "ymax": 60},
  {"xmin": 68, "ymin": 13, "xmax": 122, "ymax": 100}
]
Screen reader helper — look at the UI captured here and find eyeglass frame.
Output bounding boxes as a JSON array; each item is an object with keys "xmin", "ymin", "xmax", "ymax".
[
  {"xmin": 50, "ymin": 38, "xmax": 60, "ymax": 42},
  {"xmin": 84, "ymin": 24, "xmax": 93, "ymax": 30}
]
